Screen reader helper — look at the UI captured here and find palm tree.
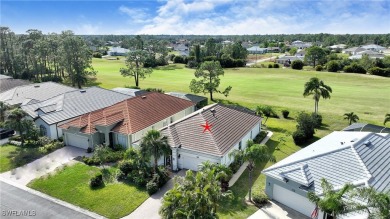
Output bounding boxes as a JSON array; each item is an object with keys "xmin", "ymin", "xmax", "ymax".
[
  {"xmin": 230, "ymin": 140, "xmax": 275, "ymax": 201},
  {"xmin": 303, "ymin": 77, "xmax": 333, "ymax": 114},
  {"xmin": 140, "ymin": 130, "xmax": 171, "ymax": 173},
  {"xmin": 5, "ymin": 108, "xmax": 27, "ymax": 146},
  {"xmin": 350, "ymin": 187, "xmax": 390, "ymax": 219},
  {"xmin": 384, "ymin": 114, "xmax": 390, "ymax": 126},
  {"xmin": 344, "ymin": 112, "xmax": 359, "ymax": 125},
  {"xmin": 308, "ymin": 178, "xmax": 354, "ymax": 219},
  {"xmin": 0, "ymin": 101, "xmax": 8, "ymax": 123}
]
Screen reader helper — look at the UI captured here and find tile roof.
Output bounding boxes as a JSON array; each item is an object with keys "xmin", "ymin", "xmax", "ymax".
[
  {"xmin": 263, "ymin": 131, "xmax": 390, "ymax": 194},
  {"xmin": 0, "ymin": 78, "xmax": 31, "ymax": 93},
  {"xmin": 0, "ymin": 82, "xmax": 76, "ymax": 106},
  {"xmin": 160, "ymin": 104, "xmax": 261, "ymax": 156},
  {"xmin": 60, "ymin": 92, "xmax": 195, "ymax": 135},
  {"xmin": 22, "ymin": 87, "xmax": 132, "ymax": 125}
]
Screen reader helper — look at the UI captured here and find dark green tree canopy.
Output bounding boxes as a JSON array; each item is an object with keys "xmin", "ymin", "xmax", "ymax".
[
  {"xmin": 305, "ymin": 46, "xmax": 327, "ymax": 67},
  {"xmin": 120, "ymin": 50, "xmax": 153, "ymax": 87}
]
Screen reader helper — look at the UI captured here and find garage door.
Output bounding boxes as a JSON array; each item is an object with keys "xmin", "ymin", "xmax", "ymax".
[
  {"xmin": 180, "ymin": 155, "xmax": 207, "ymax": 171},
  {"xmin": 66, "ymin": 133, "xmax": 89, "ymax": 149},
  {"xmin": 273, "ymin": 184, "xmax": 316, "ymax": 217}
]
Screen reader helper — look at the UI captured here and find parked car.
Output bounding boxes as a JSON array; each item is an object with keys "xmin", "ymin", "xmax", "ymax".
[{"xmin": 0, "ymin": 128, "xmax": 14, "ymax": 139}]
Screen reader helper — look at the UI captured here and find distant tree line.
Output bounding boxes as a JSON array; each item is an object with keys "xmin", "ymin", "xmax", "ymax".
[{"xmin": 0, "ymin": 27, "xmax": 95, "ymax": 88}]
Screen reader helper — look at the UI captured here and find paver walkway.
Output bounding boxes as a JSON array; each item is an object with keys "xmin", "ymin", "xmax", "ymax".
[
  {"xmin": 122, "ymin": 170, "xmax": 187, "ymax": 219},
  {"xmin": 228, "ymin": 131, "xmax": 274, "ymax": 187},
  {"xmin": 0, "ymin": 146, "xmax": 90, "ymax": 185}
]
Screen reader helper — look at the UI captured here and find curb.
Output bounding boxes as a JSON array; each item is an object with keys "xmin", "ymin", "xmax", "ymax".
[{"xmin": 0, "ymin": 177, "xmax": 106, "ymax": 219}]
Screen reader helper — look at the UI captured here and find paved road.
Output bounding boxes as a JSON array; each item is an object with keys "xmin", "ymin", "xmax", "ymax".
[{"xmin": 0, "ymin": 181, "xmax": 94, "ymax": 219}]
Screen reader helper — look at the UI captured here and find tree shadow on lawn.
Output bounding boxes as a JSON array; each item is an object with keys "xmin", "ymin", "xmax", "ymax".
[
  {"xmin": 213, "ymin": 99, "xmax": 245, "ymax": 107},
  {"xmin": 316, "ymin": 123, "xmax": 330, "ymax": 131},
  {"xmin": 8, "ymin": 147, "xmax": 43, "ymax": 167},
  {"xmin": 155, "ymin": 64, "xmax": 184, "ymax": 71},
  {"xmin": 266, "ymin": 126, "xmax": 290, "ymax": 134},
  {"xmin": 85, "ymin": 77, "xmax": 102, "ymax": 87}
]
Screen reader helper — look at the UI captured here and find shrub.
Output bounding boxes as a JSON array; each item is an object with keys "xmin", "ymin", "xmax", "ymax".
[
  {"xmin": 343, "ymin": 63, "xmax": 366, "ymax": 74},
  {"xmin": 311, "ymin": 113, "xmax": 322, "ymax": 128},
  {"xmin": 296, "ymin": 112, "xmax": 316, "ymax": 139},
  {"xmin": 37, "ymin": 136, "xmax": 52, "ymax": 146},
  {"xmin": 254, "ymin": 131, "xmax": 267, "ymax": 144},
  {"xmin": 116, "ymin": 169, "xmax": 127, "ymax": 180},
  {"xmin": 281, "ymin": 110, "xmax": 290, "ymax": 118},
  {"xmin": 118, "ymin": 160, "xmax": 134, "ymax": 175},
  {"xmin": 124, "ymin": 148, "xmax": 139, "ymax": 160},
  {"xmin": 203, "ymin": 56, "xmax": 217, "ymax": 62},
  {"xmin": 173, "ymin": 55, "xmax": 187, "ymax": 64},
  {"xmin": 9, "ymin": 135, "xmax": 22, "ymax": 141},
  {"xmin": 104, "ymin": 151, "xmax": 124, "ymax": 163},
  {"xmin": 273, "ymin": 63, "xmax": 280, "ymax": 68},
  {"xmin": 58, "ymin": 137, "xmax": 63, "ymax": 142},
  {"xmin": 292, "ymin": 129, "xmax": 307, "ymax": 145},
  {"xmin": 268, "ymin": 64, "xmax": 273, "ymax": 68},
  {"xmin": 146, "ymin": 181, "xmax": 159, "ymax": 195},
  {"xmin": 87, "ymin": 147, "xmax": 93, "ymax": 153},
  {"xmin": 252, "ymin": 191, "xmax": 269, "ymax": 205},
  {"xmin": 92, "ymin": 52, "xmax": 102, "ymax": 58},
  {"xmin": 291, "ymin": 60, "xmax": 304, "ymax": 70},
  {"xmin": 368, "ymin": 67, "xmax": 389, "ymax": 77},
  {"xmin": 326, "ymin": 60, "xmax": 339, "ymax": 72},
  {"xmin": 219, "ymin": 56, "xmax": 234, "ymax": 68},
  {"xmin": 144, "ymin": 88, "xmax": 164, "ymax": 93},
  {"xmin": 186, "ymin": 60, "xmax": 199, "ymax": 68},
  {"xmin": 124, "ymin": 85, "xmax": 140, "ymax": 89},
  {"xmin": 90, "ymin": 172, "xmax": 104, "ymax": 188},
  {"xmin": 229, "ymin": 159, "xmax": 241, "ymax": 173},
  {"xmin": 234, "ymin": 59, "xmax": 246, "ymax": 67},
  {"xmin": 157, "ymin": 167, "xmax": 170, "ymax": 187},
  {"xmin": 133, "ymin": 176, "xmax": 147, "ymax": 187},
  {"xmin": 82, "ymin": 156, "xmax": 100, "ymax": 166},
  {"xmin": 112, "ymin": 144, "xmax": 124, "ymax": 151}
]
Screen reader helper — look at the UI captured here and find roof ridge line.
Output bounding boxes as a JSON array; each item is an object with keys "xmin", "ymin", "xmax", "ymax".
[{"xmin": 165, "ymin": 103, "xmax": 218, "ymax": 128}]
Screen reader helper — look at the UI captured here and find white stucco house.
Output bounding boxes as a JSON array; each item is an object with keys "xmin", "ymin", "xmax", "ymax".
[
  {"xmin": 59, "ymin": 92, "xmax": 195, "ymax": 149},
  {"xmin": 262, "ymin": 131, "xmax": 390, "ymax": 219},
  {"xmin": 158, "ymin": 104, "xmax": 262, "ymax": 171}
]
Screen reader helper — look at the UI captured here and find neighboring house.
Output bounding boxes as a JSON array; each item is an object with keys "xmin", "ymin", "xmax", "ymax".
[
  {"xmin": 263, "ymin": 131, "xmax": 390, "ymax": 218},
  {"xmin": 290, "ymin": 41, "xmax": 312, "ymax": 49},
  {"xmin": 349, "ymin": 50, "xmax": 385, "ymax": 60},
  {"xmin": 329, "ymin": 44, "xmax": 347, "ymax": 50},
  {"xmin": 361, "ymin": 44, "xmax": 386, "ymax": 52},
  {"xmin": 0, "ymin": 82, "xmax": 76, "ymax": 106},
  {"xmin": 59, "ymin": 92, "xmax": 195, "ymax": 149},
  {"xmin": 107, "ymin": 47, "xmax": 130, "ymax": 56},
  {"xmin": 295, "ymin": 50, "xmax": 306, "ymax": 57},
  {"xmin": 275, "ymin": 56, "xmax": 303, "ymax": 65},
  {"xmin": 247, "ymin": 46, "xmax": 267, "ymax": 54},
  {"xmin": 342, "ymin": 47, "xmax": 366, "ymax": 55},
  {"xmin": 0, "ymin": 78, "xmax": 31, "ymax": 93},
  {"xmin": 21, "ymin": 87, "xmax": 132, "ymax": 139},
  {"xmin": 174, "ymin": 44, "xmax": 188, "ymax": 52},
  {"xmin": 267, "ymin": 47, "xmax": 281, "ymax": 53},
  {"xmin": 343, "ymin": 123, "xmax": 390, "ymax": 133},
  {"xmin": 165, "ymin": 92, "xmax": 208, "ymax": 110},
  {"xmin": 112, "ymin": 87, "xmax": 148, "ymax": 97},
  {"xmin": 158, "ymin": 104, "xmax": 261, "ymax": 171}
]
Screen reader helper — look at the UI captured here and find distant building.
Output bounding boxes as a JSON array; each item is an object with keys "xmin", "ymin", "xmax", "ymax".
[
  {"xmin": 247, "ymin": 46, "xmax": 268, "ymax": 54},
  {"xmin": 349, "ymin": 50, "xmax": 385, "ymax": 60},
  {"xmin": 107, "ymin": 47, "xmax": 130, "ymax": 56},
  {"xmin": 361, "ymin": 44, "xmax": 386, "ymax": 52},
  {"xmin": 275, "ymin": 56, "xmax": 303, "ymax": 65},
  {"xmin": 290, "ymin": 40, "xmax": 312, "ymax": 49},
  {"xmin": 342, "ymin": 47, "xmax": 366, "ymax": 55}
]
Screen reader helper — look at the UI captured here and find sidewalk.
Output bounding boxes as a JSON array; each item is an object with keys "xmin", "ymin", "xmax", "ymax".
[{"xmin": 228, "ymin": 131, "xmax": 273, "ymax": 187}]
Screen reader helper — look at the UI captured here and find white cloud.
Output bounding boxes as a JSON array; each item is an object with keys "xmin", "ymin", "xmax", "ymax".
[
  {"xmin": 77, "ymin": 24, "xmax": 100, "ymax": 34},
  {"xmin": 119, "ymin": 6, "xmax": 151, "ymax": 23}
]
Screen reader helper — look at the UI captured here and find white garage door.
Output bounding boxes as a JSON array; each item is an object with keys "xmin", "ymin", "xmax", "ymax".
[
  {"xmin": 66, "ymin": 133, "xmax": 89, "ymax": 149},
  {"xmin": 273, "ymin": 184, "xmax": 316, "ymax": 217},
  {"xmin": 180, "ymin": 155, "xmax": 207, "ymax": 171}
]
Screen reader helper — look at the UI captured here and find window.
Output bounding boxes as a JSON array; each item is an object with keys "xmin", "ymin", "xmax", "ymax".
[
  {"xmin": 39, "ymin": 125, "xmax": 47, "ymax": 136},
  {"xmin": 238, "ymin": 141, "xmax": 242, "ymax": 150}
]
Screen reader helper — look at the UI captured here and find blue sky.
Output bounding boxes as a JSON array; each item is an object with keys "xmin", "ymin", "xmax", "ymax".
[{"xmin": 1, "ymin": 0, "xmax": 389, "ymax": 35}]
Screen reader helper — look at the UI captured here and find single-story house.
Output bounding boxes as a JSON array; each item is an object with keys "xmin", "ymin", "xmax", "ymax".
[
  {"xmin": 295, "ymin": 50, "xmax": 306, "ymax": 57},
  {"xmin": 158, "ymin": 103, "xmax": 262, "ymax": 171},
  {"xmin": 0, "ymin": 77, "xmax": 31, "ymax": 93},
  {"xmin": 267, "ymin": 47, "xmax": 281, "ymax": 53},
  {"xmin": 361, "ymin": 44, "xmax": 386, "ymax": 52},
  {"xmin": 112, "ymin": 87, "xmax": 148, "ymax": 97},
  {"xmin": 0, "ymin": 82, "xmax": 76, "ymax": 106},
  {"xmin": 262, "ymin": 131, "xmax": 390, "ymax": 218},
  {"xmin": 329, "ymin": 44, "xmax": 347, "ymax": 50},
  {"xmin": 290, "ymin": 41, "xmax": 312, "ymax": 49},
  {"xmin": 247, "ymin": 46, "xmax": 267, "ymax": 54},
  {"xmin": 59, "ymin": 92, "xmax": 195, "ymax": 149},
  {"xmin": 21, "ymin": 87, "xmax": 132, "ymax": 139},
  {"xmin": 343, "ymin": 123, "xmax": 390, "ymax": 134},
  {"xmin": 342, "ymin": 47, "xmax": 366, "ymax": 55},
  {"xmin": 275, "ymin": 56, "xmax": 303, "ymax": 65},
  {"xmin": 165, "ymin": 92, "xmax": 208, "ymax": 110},
  {"xmin": 349, "ymin": 50, "xmax": 385, "ymax": 59},
  {"xmin": 107, "ymin": 47, "xmax": 130, "ymax": 56}
]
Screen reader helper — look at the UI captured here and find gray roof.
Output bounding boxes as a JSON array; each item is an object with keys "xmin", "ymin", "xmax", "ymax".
[
  {"xmin": 160, "ymin": 103, "xmax": 261, "ymax": 156},
  {"xmin": 263, "ymin": 131, "xmax": 390, "ymax": 194},
  {"xmin": 22, "ymin": 87, "xmax": 132, "ymax": 125},
  {"xmin": 165, "ymin": 92, "xmax": 207, "ymax": 104},
  {"xmin": 276, "ymin": 56, "xmax": 303, "ymax": 61},
  {"xmin": 0, "ymin": 74, "xmax": 12, "ymax": 79},
  {"xmin": 343, "ymin": 123, "xmax": 390, "ymax": 134},
  {"xmin": 361, "ymin": 44, "xmax": 386, "ymax": 50},
  {"xmin": 0, "ymin": 78, "xmax": 31, "ymax": 93},
  {"xmin": 108, "ymin": 47, "xmax": 130, "ymax": 54},
  {"xmin": 112, "ymin": 87, "xmax": 148, "ymax": 97},
  {"xmin": 0, "ymin": 82, "xmax": 76, "ymax": 106},
  {"xmin": 247, "ymin": 46, "xmax": 267, "ymax": 52}
]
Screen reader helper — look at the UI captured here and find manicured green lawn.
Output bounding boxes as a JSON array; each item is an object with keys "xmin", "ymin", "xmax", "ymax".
[
  {"xmin": 29, "ymin": 163, "xmax": 149, "ymax": 219},
  {"xmin": 93, "ymin": 58, "xmax": 390, "ymax": 124},
  {"xmin": 0, "ymin": 144, "xmax": 43, "ymax": 173}
]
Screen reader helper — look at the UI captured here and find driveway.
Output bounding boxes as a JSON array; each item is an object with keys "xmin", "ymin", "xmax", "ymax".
[
  {"xmin": 0, "ymin": 181, "xmax": 96, "ymax": 219},
  {"xmin": 248, "ymin": 201, "xmax": 310, "ymax": 219},
  {"xmin": 122, "ymin": 170, "xmax": 187, "ymax": 219},
  {"xmin": 0, "ymin": 146, "xmax": 90, "ymax": 186}
]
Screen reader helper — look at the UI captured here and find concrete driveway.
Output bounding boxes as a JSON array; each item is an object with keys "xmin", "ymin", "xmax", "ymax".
[
  {"xmin": 0, "ymin": 146, "xmax": 90, "ymax": 186},
  {"xmin": 122, "ymin": 170, "xmax": 187, "ymax": 219},
  {"xmin": 248, "ymin": 201, "xmax": 310, "ymax": 219}
]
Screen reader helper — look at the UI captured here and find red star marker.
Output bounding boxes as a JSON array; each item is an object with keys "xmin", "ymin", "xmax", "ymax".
[{"xmin": 201, "ymin": 121, "xmax": 213, "ymax": 133}]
